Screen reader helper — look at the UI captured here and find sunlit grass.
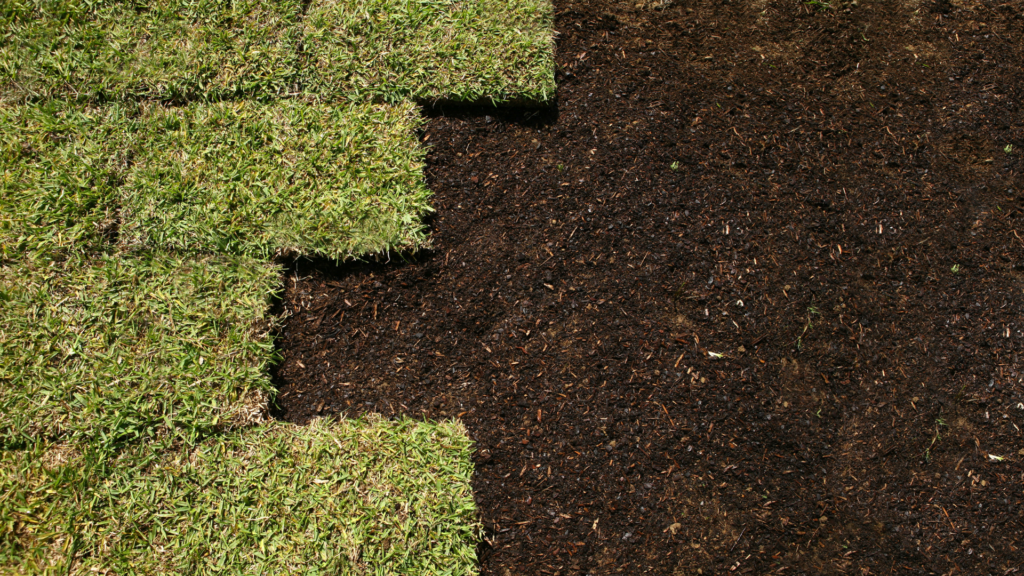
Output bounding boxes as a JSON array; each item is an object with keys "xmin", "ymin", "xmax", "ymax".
[
  {"xmin": 0, "ymin": 250, "xmax": 280, "ymax": 450},
  {"xmin": 0, "ymin": 0, "xmax": 304, "ymax": 105},
  {"xmin": 0, "ymin": 102, "xmax": 134, "ymax": 262}
]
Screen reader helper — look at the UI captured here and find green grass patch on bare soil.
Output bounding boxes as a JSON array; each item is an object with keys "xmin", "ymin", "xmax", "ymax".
[
  {"xmin": 1, "ymin": 417, "xmax": 479, "ymax": 575},
  {"xmin": 0, "ymin": 250, "xmax": 280, "ymax": 450},
  {"xmin": 0, "ymin": 0, "xmax": 304, "ymax": 105},
  {"xmin": 303, "ymin": 0, "xmax": 556, "ymax": 104},
  {"xmin": 121, "ymin": 99, "xmax": 431, "ymax": 259}
]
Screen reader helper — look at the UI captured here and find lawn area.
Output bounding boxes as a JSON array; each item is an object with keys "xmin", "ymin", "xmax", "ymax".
[
  {"xmin": 1, "ymin": 0, "xmax": 556, "ymax": 571},
  {"xmin": 0, "ymin": 0, "xmax": 305, "ymax": 105},
  {"xmin": 1, "ymin": 103, "xmax": 278, "ymax": 450},
  {"xmin": 0, "ymin": 102, "xmax": 131, "ymax": 262},
  {"xmin": 0, "ymin": 250, "xmax": 279, "ymax": 449}
]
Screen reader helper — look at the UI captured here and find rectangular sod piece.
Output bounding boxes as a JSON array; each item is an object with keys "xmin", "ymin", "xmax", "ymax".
[
  {"xmin": 302, "ymin": 0, "xmax": 556, "ymax": 104},
  {"xmin": 1, "ymin": 418, "xmax": 480, "ymax": 575},
  {"xmin": 0, "ymin": 250, "xmax": 280, "ymax": 449},
  {"xmin": 121, "ymin": 99, "xmax": 431, "ymax": 260},
  {"xmin": 0, "ymin": 0, "xmax": 304, "ymax": 105},
  {"xmin": 0, "ymin": 102, "xmax": 134, "ymax": 262}
]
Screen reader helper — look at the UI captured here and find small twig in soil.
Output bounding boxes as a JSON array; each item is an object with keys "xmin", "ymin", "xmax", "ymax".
[{"xmin": 729, "ymin": 526, "xmax": 747, "ymax": 551}]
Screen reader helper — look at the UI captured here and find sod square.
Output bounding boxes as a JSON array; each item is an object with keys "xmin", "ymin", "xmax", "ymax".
[
  {"xmin": 302, "ymin": 0, "xmax": 556, "ymax": 104},
  {"xmin": 2, "ymin": 418, "xmax": 479, "ymax": 575},
  {"xmin": 0, "ymin": 0, "xmax": 304, "ymax": 105},
  {"xmin": 121, "ymin": 99, "xmax": 431, "ymax": 259},
  {"xmin": 0, "ymin": 250, "xmax": 280, "ymax": 449}
]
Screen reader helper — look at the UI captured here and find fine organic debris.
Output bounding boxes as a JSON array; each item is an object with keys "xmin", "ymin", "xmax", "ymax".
[{"xmin": 274, "ymin": 0, "xmax": 1024, "ymax": 573}]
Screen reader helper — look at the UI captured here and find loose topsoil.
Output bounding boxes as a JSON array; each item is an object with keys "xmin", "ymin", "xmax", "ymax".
[{"xmin": 274, "ymin": 0, "xmax": 1024, "ymax": 573}]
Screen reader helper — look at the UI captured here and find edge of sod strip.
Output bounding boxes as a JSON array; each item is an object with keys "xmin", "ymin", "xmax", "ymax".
[
  {"xmin": 303, "ymin": 0, "xmax": 556, "ymax": 105},
  {"xmin": 0, "ymin": 250, "xmax": 280, "ymax": 449},
  {"xmin": 1, "ymin": 417, "xmax": 480, "ymax": 575},
  {"xmin": 120, "ymin": 99, "xmax": 432, "ymax": 260}
]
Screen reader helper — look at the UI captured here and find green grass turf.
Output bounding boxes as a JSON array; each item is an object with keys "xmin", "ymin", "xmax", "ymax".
[
  {"xmin": 0, "ymin": 0, "xmax": 304, "ymax": 105},
  {"xmin": 120, "ymin": 99, "xmax": 432, "ymax": 259},
  {"xmin": 0, "ymin": 250, "xmax": 280, "ymax": 450},
  {"xmin": 303, "ymin": 0, "xmax": 556, "ymax": 104},
  {"xmin": 1, "ymin": 417, "xmax": 479, "ymax": 575},
  {"xmin": 0, "ymin": 100, "xmax": 480, "ymax": 572},
  {"xmin": 1, "ymin": 103, "xmax": 280, "ymax": 449}
]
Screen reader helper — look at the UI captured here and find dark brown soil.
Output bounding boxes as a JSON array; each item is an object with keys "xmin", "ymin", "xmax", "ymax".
[{"xmin": 274, "ymin": 0, "xmax": 1024, "ymax": 573}]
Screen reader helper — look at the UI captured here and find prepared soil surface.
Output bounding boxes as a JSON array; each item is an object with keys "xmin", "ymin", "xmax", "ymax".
[{"xmin": 274, "ymin": 0, "xmax": 1024, "ymax": 573}]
